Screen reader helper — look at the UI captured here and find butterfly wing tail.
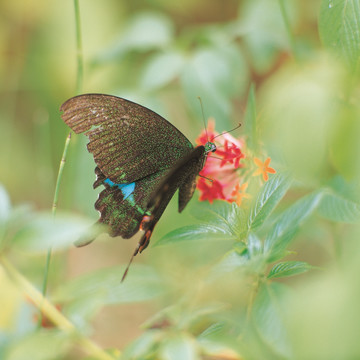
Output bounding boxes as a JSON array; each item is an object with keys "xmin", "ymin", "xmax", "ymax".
[
  {"xmin": 74, "ymin": 235, "xmax": 95, "ymax": 247},
  {"xmin": 121, "ymin": 217, "xmax": 156, "ymax": 282},
  {"xmin": 74, "ymin": 223, "xmax": 105, "ymax": 247}
]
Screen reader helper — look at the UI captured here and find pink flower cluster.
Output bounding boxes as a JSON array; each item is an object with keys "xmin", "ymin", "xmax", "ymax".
[{"xmin": 196, "ymin": 119, "xmax": 275, "ymax": 205}]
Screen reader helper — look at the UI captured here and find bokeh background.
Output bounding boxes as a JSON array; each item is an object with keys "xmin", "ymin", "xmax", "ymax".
[
  {"xmin": 0, "ymin": 0, "xmax": 323, "ymax": 208},
  {"xmin": 1, "ymin": 0, "xmax": 360, "ymax": 359}
]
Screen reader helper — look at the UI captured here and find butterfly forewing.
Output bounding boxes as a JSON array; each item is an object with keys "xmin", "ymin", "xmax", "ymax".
[{"xmin": 60, "ymin": 94, "xmax": 194, "ymax": 183}]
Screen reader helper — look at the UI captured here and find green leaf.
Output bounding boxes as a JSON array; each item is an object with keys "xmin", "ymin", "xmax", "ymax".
[
  {"xmin": 179, "ymin": 304, "xmax": 228, "ymax": 330},
  {"xmin": 122, "ymin": 330, "xmax": 163, "ymax": 360},
  {"xmin": 248, "ymin": 173, "xmax": 292, "ymax": 232},
  {"xmin": 207, "ymin": 232, "xmax": 268, "ymax": 281},
  {"xmin": 244, "ymin": 84, "xmax": 257, "ymax": 151},
  {"xmin": 318, "ymin": 191, "xmax": 360, "ymax": 223},
  {"xmin": 180, "ymin": 45, "xmax": 246, "ymax": 125},
  {"xmin": 198, "ymin": 335, "xmax": 241, "ymax": 360},
  {"xmin": 121, "ymin": 12, "xmax": 173, "ymax": 48},
  {"xmin": 92, "ymin": 12, "xmax": 174, "ymax": 64},
  {"xmin": 326, "ymin": 175, "xmax": 360, "ymax": 201},
  {"xmin": 54, "ymin": 264, "xmax": 166, "ymax": 305},
  {"xmin": 207, "ymin": 250, "xmax": 248, "ymax": 281},
  {"xmin": 0, "ymin": 184, "xmax": 11, "ymax": 223},
  {"xmin": 198, "ymin": 322, "xmax": 226, "ymax": 339},
  {"xmin": 238, "ymin": 0, "xmax": 292, "ymax": 73},
  {"xmin": 319, "ymin": 0, "xmax": 360, "ymax": 72},
  {"xmin": 180, "ymin": 49, "xmax": 230, "ymax": 122},
  {"xmin": 247, "ymin": 232, "xmax": 263, "ymax": 258},
  {"xmin": 5, "ymin": 330, "xmax": 71, "ymax": 360},
  {"xmin": 191, "ymin": 201, "xmax": 246, "ymax": 238},
  {"xmin": 154, "ymin": 224, "xmax": 237, "ymax": 248},
  {"xmin": 0, "ymin": 184, "xmax": 11, "ymax": 245},
  {"xmin": 0, "ymin": 204, "xmax": 33, "ymax": 249},
  {"xmin": 207, "ymin": 243, "xmax": 267, "ymax": 281},
  {"xmin": 11, "ymin": 212, "xmax": 93, "ymax": 252},
  {"xmin": 159, "ymin": 334, "xmax": 199, "ymax": 360},
  {"xmin": 141, "ymin": 51, "xmax": 185, "ymax": 91},
  {"xmin": 267, "ymin": 261, "xmax": 314, "ymax": 279},
  {"xmin": 264, "ymin": 191, "xmax": 324, "ymax": 257},
  {"xmin": 252, "ymin": 283, "xmax": 291, "ymax": 358},
  {"xmin": 155, "ymin": 202, "xmax": 245, "ymax": 247}
]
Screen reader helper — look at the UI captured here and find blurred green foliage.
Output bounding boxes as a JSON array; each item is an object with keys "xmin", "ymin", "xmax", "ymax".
[{"xmin": 1, "ymin": 0, "xmax": 360, "ymax": 359}]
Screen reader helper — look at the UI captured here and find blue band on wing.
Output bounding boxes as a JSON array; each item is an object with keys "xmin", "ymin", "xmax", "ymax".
[
  {"xmin": 104, "ymin": 178, "xmax": 115, "ymax": 187},
  {"xmin": 104, "ymin": 178, "xmax": 135, "ymax": 200}
]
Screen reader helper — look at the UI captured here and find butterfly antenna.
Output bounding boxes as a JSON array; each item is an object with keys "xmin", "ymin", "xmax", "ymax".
[
  {"xmin": 208, "ymin": 155, "xmax": 224, "ymax": 161},
  {"xmin": 121, "ymin": 244, "xmax": 140, "ymax": 282},
  {"xmin": 197, "ymin": 96, "xmax": 209, "ymax": 142},
  {"xmin": 211, "ymin": 123, "xmax": 242, "ymax": 141},
  {"xmin": 199, "ymin": 174, "xmax": 214, "ymax": 182}
]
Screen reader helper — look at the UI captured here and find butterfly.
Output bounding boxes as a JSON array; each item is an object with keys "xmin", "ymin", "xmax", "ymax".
[{"xmin": 60, "ymin": 94, "xmax": 217, "ymax": 267}]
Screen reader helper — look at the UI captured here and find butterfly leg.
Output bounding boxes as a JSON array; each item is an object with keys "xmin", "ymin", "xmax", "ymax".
[
  {"xmin": 121, "ymin": 215, "xmax": 155, "ymax": 282},
  {"xmin": 138, "ymin": 214, "xmax": 155, "ymax": 253}
]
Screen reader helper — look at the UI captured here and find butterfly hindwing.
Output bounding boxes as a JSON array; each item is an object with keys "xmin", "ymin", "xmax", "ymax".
[
  {"xmin": 94, "ymin": 167, "xmax": 169, "ymax": 238},
  {"xmin": 93, "ymin": 145, "xmax": 206, "ymax": 247}
]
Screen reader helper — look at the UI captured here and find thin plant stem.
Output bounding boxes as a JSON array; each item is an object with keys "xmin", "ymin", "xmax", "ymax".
[
  {"xmin": 74, "ymin": 0, "xmax": 84, "ymax": 95},
  {"xmin": 278, "ymin": 0, "xmax": 297, "ymax": 59},
  {"xmin": 38, "ymin": 132, "xmax": 72, "ymax": 328},
  {"xmin": 0, "ymin": 256, "xmax": 115, "ymax": 360},
  {"xmin": 40, "ymin": 0, "xmax": 84, "ymax": 322},
  {"xmin": 51, "ymin": 132, "xmax": 72, "ymax": 217}
]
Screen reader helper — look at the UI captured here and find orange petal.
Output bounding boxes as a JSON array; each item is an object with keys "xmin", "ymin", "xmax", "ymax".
[
  {"xmin": 253, "ymin": 157, "xmax": 263, "ymax": 167},
  {"xmin": 264, "ymin": 157, "xmax": 271, "ymax": 166},
  {"xmin": 252, "ymin": 168, "xmax": 263, "ymax": 177},
  {"xmin": 240, "ymin": 182, "xmax": 248, "ymax": 191}
]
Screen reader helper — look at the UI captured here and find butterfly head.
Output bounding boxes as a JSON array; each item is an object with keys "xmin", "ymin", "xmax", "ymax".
[{"xmin": 204, "ymin": 141, "xmax": 216, "ymax": 153}]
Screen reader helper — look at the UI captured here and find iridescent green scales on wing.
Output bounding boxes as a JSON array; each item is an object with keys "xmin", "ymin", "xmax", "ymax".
[{"xmin": 60, "ymin": 94, "xmax": 214, "ymax": 256}]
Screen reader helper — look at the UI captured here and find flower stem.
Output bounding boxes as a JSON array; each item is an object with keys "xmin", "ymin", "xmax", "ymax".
[
  {"xmin": 51, "ymin": 132, "xmax": 72, "ymax": 218},
  {"xmin": 40, "ymin": 0, "xmax": 84, "ymax": 315},
  {"xmin": 74, "ymin": 0, "xmax": 84, "ymax": 95},
  {"xmin": 278, "ymin": 0, "xmax": 297, "ymax": 59},
  {"xmin": 0, "ymin": 256, "xmax": 115, "ymax": 360},
  {"xmin": 38, "ymin": 132, "xmax": 72, "ymax": 328}
]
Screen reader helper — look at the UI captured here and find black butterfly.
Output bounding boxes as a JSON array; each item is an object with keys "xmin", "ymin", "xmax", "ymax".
[{"xmin": 60, "ymin": 94, "xmax": 217, "ymax": 269}]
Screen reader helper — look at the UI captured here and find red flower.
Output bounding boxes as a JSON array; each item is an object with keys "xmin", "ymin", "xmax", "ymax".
[
  {"xmin": 197, "ymin": 178, "xmax": 226, "ymax": 203},
  {"xmin": 196, "ymin": 119, "xmax": 245, "ymax": 203},
  {"xmin": 216, "ymin": 140, "xmax": 245, "ymax": 168},
  {"xmin": 196, "ymin": 119, "xmax": 276, "ymax": 206},
  {"xmin": 195, "ymin": 119, "xmax": 217, "ymax": 147}
]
